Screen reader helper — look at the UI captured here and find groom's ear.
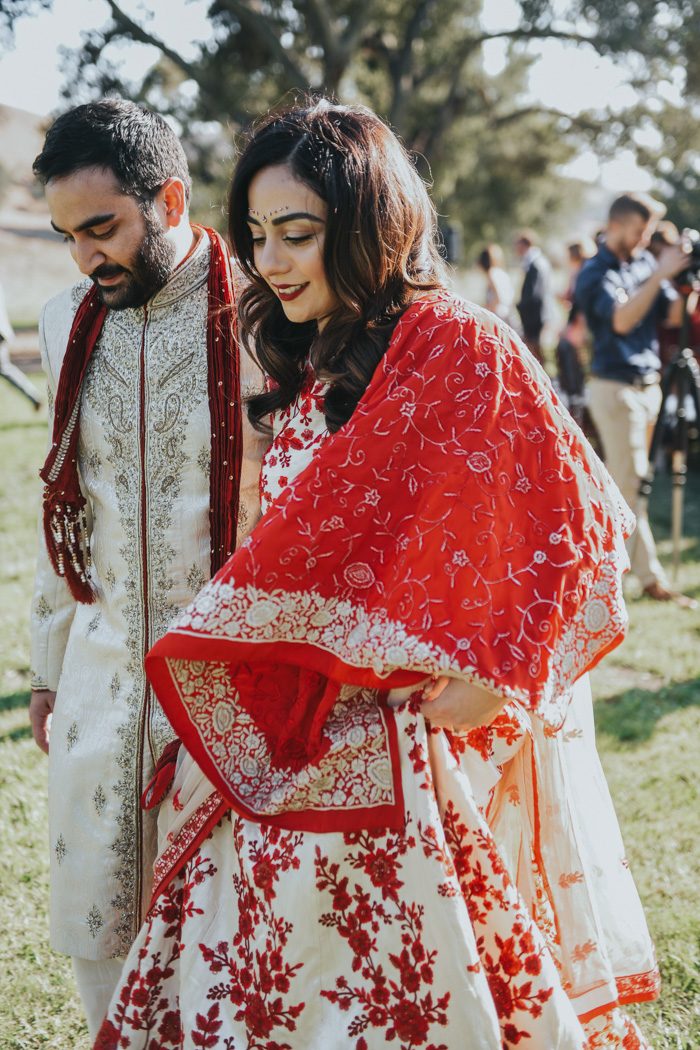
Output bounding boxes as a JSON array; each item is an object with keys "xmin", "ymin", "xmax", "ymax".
[{"xmin": 157, "ymin": 177, "xmax": 188, "ymax": 227}]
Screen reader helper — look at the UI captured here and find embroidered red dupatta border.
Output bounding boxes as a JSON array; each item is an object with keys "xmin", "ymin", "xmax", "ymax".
[
  {"xmin": 147, "ymin": 635, "xmax": 407, "ymax": 833},
  {"xmin": 146, "ymin": 293, "xmax": 634, "ymax": 833}
]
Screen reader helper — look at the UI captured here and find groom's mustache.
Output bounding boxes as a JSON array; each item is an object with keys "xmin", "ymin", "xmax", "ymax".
[{"xmin": 90, "ymin": 263, "xmax": 128, "ymax": 281}]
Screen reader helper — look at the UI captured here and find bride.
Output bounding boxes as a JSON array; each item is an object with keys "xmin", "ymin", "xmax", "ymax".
[{"xmin": 96, "ymin": 99, "xmax": 657, "ymax": 1050}]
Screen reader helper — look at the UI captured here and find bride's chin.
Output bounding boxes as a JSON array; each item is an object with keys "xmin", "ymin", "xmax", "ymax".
[{"xmin": 281, "ymin": 305, "xmax": 316, "ymax": 325}]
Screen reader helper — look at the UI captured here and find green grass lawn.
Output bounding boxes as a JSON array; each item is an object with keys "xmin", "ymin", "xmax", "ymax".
[{"xmin": 0, "ymin": 377, "xmax": 698, "ymax": 1048}]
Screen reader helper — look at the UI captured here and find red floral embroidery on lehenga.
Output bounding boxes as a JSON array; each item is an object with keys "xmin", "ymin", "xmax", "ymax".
[
  {"xmin": 94, "ymin": 883, "xmax": 185, "ymax": 1050},
  {"xmin": 315, "ymin": 827, "xmax": 451, "ymax": 1050},
  {"xmin": 315, "ymin": 821, "xmax": 563, "ymax": 1050},
  {"xmin": 95, "ymin": 702, "xmax": 653, "ymax": 1050},
  {"xmin": 420, "ymin": 800, "xmax": 556, "ymax": 1047},
  {"xmin": 197, "ymin": 820, "xmax": 305, "ymax": 1049},
  {"xmin": 583, "ymin": 1008, "xmax": 650, "ymax": 1049}
]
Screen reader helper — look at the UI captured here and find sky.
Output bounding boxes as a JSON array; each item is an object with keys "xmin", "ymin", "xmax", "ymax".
[{"xmin": 0, "ymin": 0, "xmax": 669, "ymax": 191}]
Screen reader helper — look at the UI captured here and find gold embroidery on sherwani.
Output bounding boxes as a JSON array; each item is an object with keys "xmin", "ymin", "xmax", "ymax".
[
  {"xmin": 41, "ymin": 237, "xmax": 216, "ymax": 959},
  {"xmin": 78, "ymin": 249, "xmax": 211, "ymax": 953}
]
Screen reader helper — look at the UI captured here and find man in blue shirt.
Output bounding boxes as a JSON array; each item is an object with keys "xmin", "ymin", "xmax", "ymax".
[{"xmin": 576, "ymin": 192, "xmax": 695, "ymax": 608}]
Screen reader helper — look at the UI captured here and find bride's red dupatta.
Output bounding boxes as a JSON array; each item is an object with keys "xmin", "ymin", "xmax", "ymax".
[{"xmin": 146, "ymin": 293, "xmax": 633, "ymax": 834}]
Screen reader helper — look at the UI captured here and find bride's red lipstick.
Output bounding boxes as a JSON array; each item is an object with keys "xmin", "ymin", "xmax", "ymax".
[{"xmin": 275, "ymin": 283, "xmax": 308, "ymax": 302}]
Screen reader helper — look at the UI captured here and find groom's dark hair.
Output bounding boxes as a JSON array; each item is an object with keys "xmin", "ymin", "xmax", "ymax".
[{"xmin": 33, "ymin": 98, "xmax": 191, "ymax": 204}]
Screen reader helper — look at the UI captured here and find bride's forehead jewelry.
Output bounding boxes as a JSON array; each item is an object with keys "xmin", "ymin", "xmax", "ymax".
[{"xmin": 249, "ymin": 204, "xmax": 292, "ymax": 224}]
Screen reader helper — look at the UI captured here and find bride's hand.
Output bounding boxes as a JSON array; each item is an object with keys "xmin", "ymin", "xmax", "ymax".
[{"xmin": 418, "ymin": 676, "xmax": 507, "ymax": 731}]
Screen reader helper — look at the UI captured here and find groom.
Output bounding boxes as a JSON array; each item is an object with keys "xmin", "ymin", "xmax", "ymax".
[{"xmin": 28, "ymin": 98, "xmax": 243, "ymax": 1036}]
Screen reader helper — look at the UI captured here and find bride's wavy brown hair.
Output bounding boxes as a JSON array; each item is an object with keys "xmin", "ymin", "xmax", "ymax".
[{"xmin": 228, "ymin": 98, "xmax": 446, "ymax": 433}]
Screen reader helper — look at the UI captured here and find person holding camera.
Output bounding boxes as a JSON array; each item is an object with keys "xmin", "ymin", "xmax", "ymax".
[{"xmin": 575, "ymin": 192, "xmax": 696, "ymax": 608}]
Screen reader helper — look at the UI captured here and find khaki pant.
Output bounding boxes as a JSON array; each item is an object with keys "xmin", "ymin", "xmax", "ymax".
[{"xmin": 588, "ymin": 376, "xmax": 668, "ymax": 589}]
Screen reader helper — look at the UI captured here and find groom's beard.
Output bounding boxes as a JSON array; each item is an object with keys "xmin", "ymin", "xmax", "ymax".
[{"xmin": 90, "ymin": 205, "xmax": 178, "ymax": 309}]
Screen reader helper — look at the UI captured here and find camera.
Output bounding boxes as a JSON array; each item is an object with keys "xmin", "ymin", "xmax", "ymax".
[{"xmin": 677, "ymin": 228, "xmax": 700, "ymax": 288}]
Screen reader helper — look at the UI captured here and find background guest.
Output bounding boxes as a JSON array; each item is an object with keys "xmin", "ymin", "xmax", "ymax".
[
  {"xmin": 514, "ymin": 228, "xmax": 554, "ymax": 362},
  {"xmin": 476, "ymin": 243, "xmax": 515, "ymax": 324},
  {"xmin": 575, "ymin": 192, "xmax": 696, "ymax": 608}
]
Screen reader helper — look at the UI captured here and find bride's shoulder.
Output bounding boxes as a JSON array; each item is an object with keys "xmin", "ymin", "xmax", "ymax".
[{"xmin": 393, "ymin": 290, "xmax": 518, "ymax": 350}]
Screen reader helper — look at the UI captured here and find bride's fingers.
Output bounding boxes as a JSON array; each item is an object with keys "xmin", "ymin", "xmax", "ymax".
[
  {"xmin": 419, "ymin": 690, "xmax": 463, "ymax": 727},
  {"xmin": 422, "ymin": 675, "xmax": 450, "ymax": 702},
  {"xmin": 420, "ymin": 684, "xmax": 507, "ymax": 731},
  {"xmin": 420, "ymin": 710, "xmax": 470, "ymax": 730},
  {"xmin": 386, "ymin": 678, "xmax": 432, "ymax": 708}
]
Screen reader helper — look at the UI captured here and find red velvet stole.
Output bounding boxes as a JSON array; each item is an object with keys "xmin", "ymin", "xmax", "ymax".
[
  {"xmin": 40, "ymin": 226, "xmax": 242, "ymax": 602},
  {"xmin": 145, "ymin": 293, "xmax": 633, "ymax": 833}
]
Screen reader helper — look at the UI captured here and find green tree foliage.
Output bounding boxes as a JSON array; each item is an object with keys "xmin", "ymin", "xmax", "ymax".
[
  {"xmin": 626, "ymin": 101, "xmax": 700, "ymax": 233},
  {"xmin": 662, "ymin": 166, "xmax": 700, "ymax": 234},
  {"xmin": 0, "ymin": 0, "xmax": 49, "ymax": 44},
  {"xmin": 2, "ymin": 0, "xmax": 699, "ymax": 248}
]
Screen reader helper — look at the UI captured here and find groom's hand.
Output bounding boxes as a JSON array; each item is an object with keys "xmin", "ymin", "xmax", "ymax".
[{"xmin": 29, "ymin": 689, "xmax": 56, "ymax": 754}]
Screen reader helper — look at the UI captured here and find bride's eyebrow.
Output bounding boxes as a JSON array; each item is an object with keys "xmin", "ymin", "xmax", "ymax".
[
  {"xmin": 247, "ymin": 211, "xmax": 325, "ymax": 226},
  {"xmin": 271, "ymin": 211, "xmax": 324, "ymax": 226}
]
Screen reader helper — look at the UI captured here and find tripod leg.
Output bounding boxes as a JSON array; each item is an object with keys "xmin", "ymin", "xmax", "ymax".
[
  {"xmin": 670, "ymin": 449, "xmax": 686, "ymax": 581},
  {"xmin": 670, "ymin": 358, "xmax": 692, "ymax": 581}
]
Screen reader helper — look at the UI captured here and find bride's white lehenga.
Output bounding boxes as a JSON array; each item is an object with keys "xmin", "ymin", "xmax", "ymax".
[{"xmin": 96, "ymin": 299, "xmax": 658, "ymax": 1049}]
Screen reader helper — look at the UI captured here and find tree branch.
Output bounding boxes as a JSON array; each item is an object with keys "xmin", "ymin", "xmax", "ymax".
[
  {"xmin": 474, "ymin": 26, "xmax": 597, "ymax": 49},
  {"xmin": 388, "ymin": 0, "xmax": 438, "ymax": 129},
  {"xmin": 339, "ymin": 0, "xmax": 373, "ymax": 60},
  {"xmin": 300, "ymin": 0, "xmax": 337, "ymax": 63},
  {"xmin": 214, "ymin": 0, "xmax": 309, "ymax": 88},
  {"xmin": 409, "ymin": 23, "xmax": 599, "ymax": 95},
  {"xmin": 411, "ymin": 68, "xmax": 465, "ymax": 162},
  {"xmin": 104, "ymin": 0, "xmax": 201, "ymax": 81},
  {"xmin": 408, "ymin": 18, "xmax": 606, "ymax": 163},
  {"xmin": 299, "ymin": 0, "xmax": 349, "ymax": 91}
]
